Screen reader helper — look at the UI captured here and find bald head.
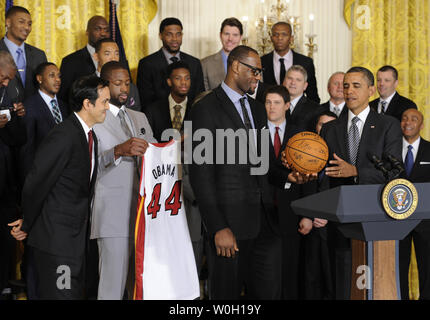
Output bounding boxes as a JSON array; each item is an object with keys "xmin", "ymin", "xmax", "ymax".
[
  {"xmin": 401, "ymin": 108, "xmax": 423, "ymax": 143},
  {"xmin": 86, "ymin": 16, "xmax": 110, "ymax": 47},
  {"xmin": 0, "ymin": 51, "xmax": 17, "ymax": 87}
]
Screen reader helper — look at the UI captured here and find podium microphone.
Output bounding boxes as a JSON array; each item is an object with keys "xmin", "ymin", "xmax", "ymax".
[
  {"xmin": 384, "ymin": 153, "xmax": 405, "ymax": 175},
  {"xmin": 368, "ymin": 153, "xmax": 389, "ymax": 176}
]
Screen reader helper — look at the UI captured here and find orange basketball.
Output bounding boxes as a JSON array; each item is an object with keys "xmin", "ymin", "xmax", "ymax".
[{"xmin": 284, "ymin": 131, "xmax": 329, "ymax": 174}]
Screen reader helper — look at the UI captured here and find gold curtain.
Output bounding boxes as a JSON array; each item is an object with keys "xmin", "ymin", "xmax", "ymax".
[
  {"xmin": 0, "ymin": 0, "xmax": 158, "ymax": 82},
  {"xmin": 344, "ymin": 0, "xmax": 430, "ymax": 300}
]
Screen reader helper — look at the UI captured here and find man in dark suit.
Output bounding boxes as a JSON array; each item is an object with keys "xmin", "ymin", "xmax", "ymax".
[
  {"xmin": 0, "ymin": 50, "xmax": 26, "ymax": 298},
  {"xmin": 398, "ymin": 108, "xmax": 430, "ymax": 300},
  {"xmin": 137, "ymin": 17, "xmax": 204, "ymax": 110},
  {"xmin": 265, "ymin": 85, "xmax": 316, "ymax": 299},
  {"xmin": 0, "ymin": 6, "xmax": 47, "ymax": 102},
  {"xmin": 319, "ymin": 72, "xmax": 347, "ymax": 118},
  {"xmin": 59, "ymin": 16, "xmax": 110, "ymax": 103},
  {"xmin": 9, "ymin": 75, "xmax": 110, "ymax": 299},
  {"xmin": 145, "ymin": 61, "xmax": 192, "ymax": 142},
  {"xmin": 189, "ymin": 46, "xmax": 281, "ymax": 300},
  {"xmin": 20, "ymin": 62, "xmax": 68, "ymax": 180},
  {"xmin": 319, "ymin": 66, "xmax": 402, "ymax": 299},
  {"xmin": 369, "ymin": 65, "xmax": 417, "ymax": 121},
  {"xmin": 93, "ymin": 38, "xmax": 141, "ymax": 112},
  {"xmin": 283, "ymin": 65, "xmax": 320, "ymax": 130},
  {"xmin": 261, "ymin": 21, "xmax": 319, "ymax": 103}
]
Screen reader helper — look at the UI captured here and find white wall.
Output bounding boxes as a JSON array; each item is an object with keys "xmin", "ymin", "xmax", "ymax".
[{"xmin": 147, "ymin": 0, "xmax": 352, "ymax": 102}]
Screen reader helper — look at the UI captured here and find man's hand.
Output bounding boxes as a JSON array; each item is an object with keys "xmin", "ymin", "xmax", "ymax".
[
  {"xmin": 8, "ymin": 219, "xmax": 27, "ymax": 241},
  {"xmin": 287, "ymin": 171, "xmax": 317, "ymax": 184},
  {"xmin": 214, "ymin": 227, "xmax": 239, "ymax": 258},
  {"xmin": 325, "ymin": 153, "xmax": 358, "ymax": 178},
  {"xmin": 13, "ymin": 102, "xmax": 25, "ymax": 117},
  {"xmin": 298, "ymin": 217, "xmax": 313, "ymax": 235},
  {"xmin": 114, "ymin": 137, "xmax": 149, "ymax": 160},
  {"xmin": 0, "ymin": 114, "xmax": 8, "ymax": 128},
  {"xmin": 313, "ymin": 218, "xmax": 328, "ymax": 228}
]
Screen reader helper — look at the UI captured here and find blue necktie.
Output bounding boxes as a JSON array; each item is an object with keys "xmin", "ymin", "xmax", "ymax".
[
  {"xmin": 16, "ymin": 48, "xmax": 26, "ymax": 87},
  {"xmin": 405, "ymin": 145, "xmax": 414, "ymax": 177}
]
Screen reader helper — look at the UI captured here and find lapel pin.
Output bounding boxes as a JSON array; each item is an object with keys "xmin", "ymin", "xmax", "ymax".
[{"xmin": 140, "ymin": 128, "xmax": 146, "ymax": 135}]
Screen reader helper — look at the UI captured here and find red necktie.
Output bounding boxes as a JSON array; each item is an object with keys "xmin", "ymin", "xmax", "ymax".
[
  {"xmin": 274, "ymin": 126, "xmax": 281, "ymax": 158},
  {"xmin": 88, "ymin": 130, "xmax": 93, "ymax": 176}
]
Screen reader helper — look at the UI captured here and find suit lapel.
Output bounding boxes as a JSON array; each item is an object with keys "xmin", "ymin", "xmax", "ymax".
[
  {"xmin": 265, "ymin": 52, "xmax": 276, "ymax": 84},
  {"xmin": 386, "ymin": 92, "xmax": 399, "ymax": 114},
  {"xmin": 37, "ymin": 93, "xmax": 57, "ymax": 127},
  {"xmin": 215, "ymin": 86, "xmax": 246, "ymax": 131},
  {"xmin": 70, "ymin": 113, "xmax": 91, "ymax": 180},
  {"xmin": 356, "ymin": 110, "xmax": 377, "ymax": 166},
  {"xmin": 335, "ymin": 114, "xmax": 349, "ymax": 161},
  {"xmin": 411, "ymin": 139, "xmax": 425, "ymax": 176}
]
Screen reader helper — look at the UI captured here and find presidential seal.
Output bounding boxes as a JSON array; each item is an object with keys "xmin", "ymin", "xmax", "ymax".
[{"xmin": 382, "ymin": 178, "xmax": 418, "ymax": 220}]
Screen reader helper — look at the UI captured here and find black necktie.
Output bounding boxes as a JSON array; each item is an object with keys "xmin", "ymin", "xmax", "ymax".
[
  {"xmin": 279, "ymin": 58, "xmax": 286, "ymax": 85},
  {"xmin": 239, "ymin": 97, "xmax": 252, "ymax": 131},
  {"xmin": 170, "ymin": 56, "xmax": 179, "ymax": 63}
]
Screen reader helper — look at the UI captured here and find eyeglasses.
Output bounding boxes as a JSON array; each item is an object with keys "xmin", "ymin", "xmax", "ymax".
[{"xmin": 238, "ymin": 61, "xmax": 264, "ymax": 76}]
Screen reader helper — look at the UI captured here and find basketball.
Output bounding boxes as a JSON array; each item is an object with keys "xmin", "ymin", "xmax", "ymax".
[{"xmin": 284, "ymin": 131, "xmax": 329, "ymax": 174}]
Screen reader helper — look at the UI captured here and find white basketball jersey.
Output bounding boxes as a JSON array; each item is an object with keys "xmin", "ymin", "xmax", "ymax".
[{"xmin": 134, "ymin": 140, "xmax": 199, "ymax": 300}]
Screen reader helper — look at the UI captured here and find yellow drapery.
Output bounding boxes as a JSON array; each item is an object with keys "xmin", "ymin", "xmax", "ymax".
[
  {"xmin": 0, "ymin": 0, "xmax": 157, "ymax": 82},
  {"xmin": 344, "ymin": 0, "xmax": 429, "ymax": 300}
]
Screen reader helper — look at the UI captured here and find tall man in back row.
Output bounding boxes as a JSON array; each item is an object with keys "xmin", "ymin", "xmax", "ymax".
[
  {"xmin": 261, "ymin": 21, "xmax": 319, "ymax": 103},
  {"xmin": 319, "ymin": 66, "xmax": 402, "ymax": 299}
]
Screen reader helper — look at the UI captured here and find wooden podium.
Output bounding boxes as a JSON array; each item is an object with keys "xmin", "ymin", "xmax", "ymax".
[{"xmin": 291, "ymin": 183, "xmax": 430, "ymax": 300}]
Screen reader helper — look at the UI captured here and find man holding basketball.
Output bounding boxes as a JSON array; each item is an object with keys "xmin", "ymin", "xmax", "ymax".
[{"xmin": 319, "ymin": 66, "xmax": 402, "ymax": 299}]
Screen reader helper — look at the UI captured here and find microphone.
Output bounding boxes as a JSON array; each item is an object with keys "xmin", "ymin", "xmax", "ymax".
[
  {"xmin": 368, "ymin": 153, "xmax": 389, "ymax": 176},
  {"xmin": 384, "ymin": 153, "xmax": 405, "ymax": 174}
]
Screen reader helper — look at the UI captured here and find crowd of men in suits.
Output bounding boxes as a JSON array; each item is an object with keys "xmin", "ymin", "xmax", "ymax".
[{"xmin": 1, "ymin": 5, "xmax": 429, "ymax": 300}]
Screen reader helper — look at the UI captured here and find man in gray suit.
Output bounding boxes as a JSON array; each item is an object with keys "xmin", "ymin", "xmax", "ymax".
[
  {"xmin": 0, "ymin": 6, "xmax": 47, "ymax": 101},
  {"xmin": 92, "ymin": 61, "xmax": 156, "ymax": 300},
  {"xmin": 201, "ymin": 17, "xmax": 243, "ymax": 91}
]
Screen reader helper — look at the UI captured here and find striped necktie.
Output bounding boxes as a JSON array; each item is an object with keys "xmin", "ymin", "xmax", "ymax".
[
  {"xmin": 50, "ymin": 99, "xmax": 62, "ymax": 124},
  {"xmin": 348, "ymin": 116, "xmax": 360, "ymax": 165}
]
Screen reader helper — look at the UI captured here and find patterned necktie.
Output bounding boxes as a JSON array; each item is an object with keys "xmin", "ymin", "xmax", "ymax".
[
  {"xmin": 274, "ymin": 126, "xmax": 281, "ymax": 158},
  {"xmin": 118, "ymin": 109, "xmax": 133, "ymax": 138},
  {"xmin": 380, "ymin": 100, "xmax": 387, "ymax": 114},
  {"xmin": 279, "ymin": 58, "xmax": 286, "ymax": 85},
  {"xmin": 348, "ymin": 116, "xmax": 360, "ymax": 166},
  {"xmin": 405, "ymin": 145, "xmax": 414, "ymax": 177},
  {"xmin": 170, "ymin": 56, "xmax": 179, "ymax": 63},
  {"xmin": 50, "ymin": 99, "xmax": 62, "ymax": 124},
  {"xmin": 88, "ymin": 130, "xmax": 94, "ymax": 178},
  {"xmin": 239, "ymin": 97, "xmax": 252, "ymax": 131},
  {"xmin": 172, "ymin": 105, "xmax": 182, "ymax": 130},
  {"xmin": 16, "ymin": 48, "xmax": 26, "ymax": 87},
  {"xmin": 333, "ymin": 105, "xmax": 340, "ymax": 117}
]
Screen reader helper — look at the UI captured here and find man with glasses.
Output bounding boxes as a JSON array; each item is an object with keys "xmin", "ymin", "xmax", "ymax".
[{"xmin": 190, "ymin": 45, "xmax": 281, "ymax": 299}]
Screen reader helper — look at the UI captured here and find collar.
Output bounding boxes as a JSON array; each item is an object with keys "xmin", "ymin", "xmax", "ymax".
[
  {"xmin": 403, "ymin": 136, "xmax": 420, "ymax": 150},
  {"xmin": 221, "ymin": 81, "xmax": 247, "ymax": 104},
  {"xmin": 162, "ymin": 47, "xmax": 181, "ymax": 63},
  {"xmin": 348, "ymin": 106, "xmax": 370, "ymax": 124},
  {"xmin": 74, "ymin": 112, "xmax": 92, "ymax": 137},
  {"xmin": 168, "ymin": 94, "xmax": 188, "ymax": 109},
  {"xmin": 329, "ymin": 100, "xmax": 345, "ymax": 111},
  {"xmin": 268, "ymin": 120, "xmax": 286, "ymax": 133},
  {"xmin": 274, "ymin": 49, "xmax": 292, "ymax": 60},
  {"xmin": 380, "ymin": 91, "xmax": 396, "ymax": 105},
  {"xmin": 108, "ymin": 103, "xmax": 126, "ymax": 117},
  {"xmin": 4, "ymin": 35, "xmax": 25, "ymax": 53},
  {"xmin": 290, "ymin": 94, "xmax": 303, "ymax": 112},
  {"xmin": 38, "ymin": 90, "xmax": 57, "ymax": 107}
]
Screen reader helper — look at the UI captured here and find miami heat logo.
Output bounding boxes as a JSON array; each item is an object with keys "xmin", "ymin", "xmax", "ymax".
[{"xmin": 382, "ymin": 179, "xmax": 418, "ymax": 220}]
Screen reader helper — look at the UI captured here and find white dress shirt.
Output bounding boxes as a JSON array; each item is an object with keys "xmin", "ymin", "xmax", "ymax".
[
  {"xmin": 39, "ymin": 90, "xmax": 62, "ymax": 122},
  {"xmin": 168, "ymin": 94, "xmax": 188, "ymax": 124},
  {"xmin": 378, "ymin": 91, "xmax": 396, "ymax": 113},
  {"xmin": 273, "ymin": 50, "xmax": 293, "ymax": 85},
  {"xmin": 86, "ymin": 43, "xmax": 98, "ymax": 70},
  {"xmin": 402, "ymin": 136, "xmax": 420, "ymax": 163},
  {"xmin": 289, "ymin": 94, "xmax": 303, "ymax": 114},
  {"xmin": 329, "ymin": 101, "xmax": 345, "ymax": 117},
  {"xmin": 347, "ymin": 106, "xmax": 370, "ymax": 138}
]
